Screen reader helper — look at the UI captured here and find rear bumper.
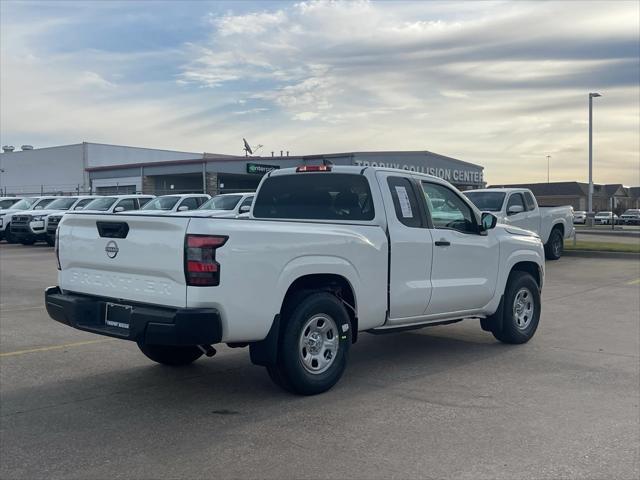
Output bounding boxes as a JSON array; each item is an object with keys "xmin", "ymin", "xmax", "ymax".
[{"xmin": 45, "ymin": 286, "xmax": 223, "ymax": 346}]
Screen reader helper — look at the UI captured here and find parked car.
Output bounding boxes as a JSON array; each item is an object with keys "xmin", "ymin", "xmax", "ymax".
[
  {"xmin": 80, "ymin": 195, "xmax": 155, "ymax": 214},
  {"xmin": 619, "ymin": 209, "xmax": 640, "ymax": 225},
  {"xmin": 46, "ymin": 165, "xmax": 545, "ymax": 395},
  {"xmin": 464, "ymin": 188, "xmax": 574, "ymax": 260},
  {"xmin": 173, "ymin": 192, "xmax": 255, "ymax": 218},
  {"xmin": 0, "ymin": 196, "xmax": 58, "ymax": 243},
  {"xmin": 573, "ymin": 210, "xmax": 587, "ymax": 224},
  {"xmin": 10, "ymin": 196, "xmax": 100, "ymax": 246},
  {"xmin": 0, "ymin": 197, "xmax": 22, "ymax": 210},
  {"xmin": 594, "ymin": 211, "xmax": 618, "ymax": 225},
  {"xmin": 124, "ymin": 194, "xmax": 210, "ymax": 215}
]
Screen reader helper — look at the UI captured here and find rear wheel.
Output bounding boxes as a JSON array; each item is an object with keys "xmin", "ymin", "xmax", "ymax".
[
  {"xmin": 268, "ymin": 292, "xmax": 351, "ymax": 395},
  {"xmin": 544, "ymin": 228, "xmax": 563, "ymax": 260},
  {"xmin": 492, "ymin": 271, "xmax": 541, "ymax": 344},
  {"xmin": 137, "ymin": 343, "xmax": 203, "ymax": 366}
]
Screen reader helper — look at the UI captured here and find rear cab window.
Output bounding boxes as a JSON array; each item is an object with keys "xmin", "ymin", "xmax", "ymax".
[
  {"xmin": 387, "ymin": 177, "xmax": 424, "ymax": 228},
  {"xmin": 253, "ymin": 173, "xmax": 374, "ymax": 221},
  {"xmin": 523, "ymin": 192, "xmax": 536, "ymax": 211}
]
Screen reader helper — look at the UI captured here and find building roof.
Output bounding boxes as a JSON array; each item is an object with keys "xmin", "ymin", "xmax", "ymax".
[{"xmin": 488, "ymin": 181, "xmax": 629, "ymax": 199}]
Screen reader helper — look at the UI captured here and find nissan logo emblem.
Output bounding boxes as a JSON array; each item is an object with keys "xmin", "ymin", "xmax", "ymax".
[{"xmin": 105, "ymin": 240, "xmax": 119, "ymax": 259}]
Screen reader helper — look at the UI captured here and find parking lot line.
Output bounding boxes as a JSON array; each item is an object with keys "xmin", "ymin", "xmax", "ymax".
[
  {"xmin": 0, "ymin": 339, "xmax": 113, "ymax": 357},
  {"xmin": 626, "ymin": 278, "xmax": 640, "ymax": 285}
]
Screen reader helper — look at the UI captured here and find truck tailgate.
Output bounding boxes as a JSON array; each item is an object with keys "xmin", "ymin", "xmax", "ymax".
[{"xmin": 58, "ymin": 214, "xmax": 190, "ymax": 308}]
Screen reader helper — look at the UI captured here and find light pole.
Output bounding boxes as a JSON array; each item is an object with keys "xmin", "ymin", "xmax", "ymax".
[
  {"xmin": 546, "ymin": 155, "xmax": 551, "ymax": 183},
  {"xmin": 588, "ymin": 92, "xmax": 602, "ymax": 215}
]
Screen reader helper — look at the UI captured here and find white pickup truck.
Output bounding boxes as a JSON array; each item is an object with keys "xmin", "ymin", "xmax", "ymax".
[
  {"xmin": 46, "ymin": 166, "xmax": 545, "ymax": 395},
  {"xmin": 464, "ymin": 188, "xmax": 574, "ymax": 260}
]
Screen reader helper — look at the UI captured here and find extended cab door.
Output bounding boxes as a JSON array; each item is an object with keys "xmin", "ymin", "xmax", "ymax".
[
  {"xmin": 420, "ymin": 181, "xmax": 499, "ymax": 315},
  {"xmin": 376, "ymin": 171, "xmax": 433, "ymax": 320}
]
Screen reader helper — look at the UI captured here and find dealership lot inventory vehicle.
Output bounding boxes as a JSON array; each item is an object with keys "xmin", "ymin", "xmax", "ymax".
[
  {"xmin": 594, "ymin": 211, "xmax": 618, "ymax": 225},
  {"xmin": 125, "ymin": 194, "xmax": 210, "ymax": 215},
  {"xmin": 10, "ymin": 195, "xmax": 99, "ymax": 246},
  {"xmin": 573, "ymin": 210, "xmax": 587, "ymax": 224},
  {"xmin": 464, "ymin": 188, "xmax": 574, "ymax": 260},
  {"xmin": 47, "ymin": 166, "xmax": 545, "ymax": 395},
  {"xmin": 1, "ymin": 196, "xmax": 58, "ymax": 242},
  {"xmin": 173, "ymin": 192, "xmax": 255, "ymax": 218},
  {"xmin": 80, "ymin": 194, "xmax": 155, "ymax": 214},
  {"xmin": 619, "ymin": 209, "xmax": 640, "ymax": 225}
]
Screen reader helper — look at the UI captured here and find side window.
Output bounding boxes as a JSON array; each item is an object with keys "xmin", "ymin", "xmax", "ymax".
[
  {"xmin": 179, "ymin": 197, "xmax": 199, "ymax": 210},
  {"xmin": 421, "ymin": 182, "xmax": 476, "ymax": 234},
  {"xmin": 138, "ymin": 197, "xmax": 152, "ymax": 208},
  {"xmin": 116, "ymin": 199, "xmax": 136, "ymax": 211},
  {"xmin": 507, "ymin": 193, "xmax": 526, "ymax": 212},
  {"xmin": 387, "ymin": 177, "xmax": 423, "ymax": 228},
  {"xmin": 75, "ymin": 199, "xmax": 93, "ymax": 209},
  {"xmin": 523, "ymin": 192, "xmax": 536, "ymax": 211},
  {"xmin": 239, "ymin": 196, "xmax": 253, "ymax": 208}
]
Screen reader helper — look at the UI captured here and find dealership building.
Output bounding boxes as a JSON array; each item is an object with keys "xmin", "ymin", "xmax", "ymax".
[{"xmin": 0, "ymin": 142, "xmax": 486, "ymax": 196}]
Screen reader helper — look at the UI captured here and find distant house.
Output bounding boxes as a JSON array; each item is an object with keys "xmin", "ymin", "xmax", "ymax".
[{"xmin": 488, "ymin": 181, "xmax": 636, "ymax": 214}]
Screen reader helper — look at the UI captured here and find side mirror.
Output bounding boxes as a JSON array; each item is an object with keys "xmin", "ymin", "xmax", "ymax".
[
  {"xmin": 177, "ymin": 205, "xmax": 189, "ymax": 212},
  {"xmin": 507, "ymin": 205, "xmax": 524, "ymax": 215},
  {"xmin": 481, "ymin": 212, "xmax": 497, "ymax": 231},
  {"xmin": 74, "ymin": 205, "xmax": 84, "ymax": 210},
  {"xmin": 239, "ymin": 205, "xmax": 251, "ymax": 213},
  {"xmin": 114, "ymin": 206, "xmax": 125, "ymax": 213},
  {"xmin": 35, "ymin": 206, "xmax": 43, "ymax": 210}
]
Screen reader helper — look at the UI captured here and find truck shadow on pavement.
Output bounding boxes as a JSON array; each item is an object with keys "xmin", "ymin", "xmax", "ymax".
[{"xmin": 2, "ymin": 326, "xmax": 516, "ymax": 420}]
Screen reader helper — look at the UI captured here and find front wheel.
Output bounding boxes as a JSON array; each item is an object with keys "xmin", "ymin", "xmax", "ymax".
[
  {"xmin": 46, "ymin": 235, "xmax": 55, "ymax": 247},
  {"xmin": 4, "ymin": 227, "xmax": 16, "ymax": 243},
  {"xmin": 20, "ymin": 239, "xmax": 35, "ymax": 246},
  {"xmin": 544, "ymin": 229, "xmax": 563, "ymax": 260},
  {"xmin": 268, "ymin": 292, "xmax": 351, "ymax": 395},
  {"xmin": 137, "ymin": 343, "xmax": 203, "ymax": 366},
  {"xmin": 492, "ymin": 271, "xmax": 541, "ymax": 344}
]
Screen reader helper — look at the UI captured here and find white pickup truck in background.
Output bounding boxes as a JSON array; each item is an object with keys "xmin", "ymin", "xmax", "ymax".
[
  {"xmin": 464, "ymin": 188, "xmax": 574, "ymax": 260},
  {"xmin": 46, "ymin": 166, "xmax": 545, "ymax": 395}
]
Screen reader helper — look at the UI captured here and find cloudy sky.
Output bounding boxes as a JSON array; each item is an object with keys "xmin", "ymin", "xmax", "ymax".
[{"xmin": 1, "ymin": 0, "xmax": 638, "ymax": 185}]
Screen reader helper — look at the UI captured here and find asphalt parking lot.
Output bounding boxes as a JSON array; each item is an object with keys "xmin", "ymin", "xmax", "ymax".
[{"xmin": 1, "ymin": 243, "xmax": 639, "ymax": 479}]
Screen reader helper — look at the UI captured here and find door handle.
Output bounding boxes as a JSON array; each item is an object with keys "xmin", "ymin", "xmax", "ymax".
[{"xmin": 435, "ymin": 240, "xmax": 450, "ymax": 247}]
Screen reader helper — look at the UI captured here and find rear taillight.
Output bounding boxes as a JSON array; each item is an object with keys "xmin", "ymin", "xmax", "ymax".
[
  {"xmin": 296, "ymin": 165, "xmax": 331, "ymax": 172},
  {"xmin": 184, "ymin": 234, "xmax": 228, "ymax": 286},
  {"xmin": 55, "ymin": 227, "xmax": 61, "ymax": 271}
]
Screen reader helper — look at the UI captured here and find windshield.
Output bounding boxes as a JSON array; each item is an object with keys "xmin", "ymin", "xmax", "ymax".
[
  {"xmin": 464, "ymin": 192, "xmax": 506, "ymax": 212},
  {"xmin": 5, "ymin": 198, "xmax": 36, "ymax": 210},
  {"xmin": 45, "ymin": 197, "xmax": 79, "ymax": 210},
  {"xmin": 83, "ymin": 197, "xmax": 117, "ymax": 211},
  {"xmin": 0, "ymin": 199, "xmax": 19, "ymax": 209},
  {"xmin": 623, "ymin": 210, "xmax": 640, "ymax": 215},
  {"xmin": 32, "ymin": 198, "xmax": 55, "ymax": 210},
  {"xmin": 141, "ymin": 197, "xmax": 180, "ymax": 211},
  {"xmin": 200, "ymin": 195, "xmax": 242, "ymax": 211}
]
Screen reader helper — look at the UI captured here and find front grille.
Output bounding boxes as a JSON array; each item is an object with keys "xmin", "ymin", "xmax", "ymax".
[{"xmin": 12, "ymin": 215, "xmax": 31, "ymax": 225}]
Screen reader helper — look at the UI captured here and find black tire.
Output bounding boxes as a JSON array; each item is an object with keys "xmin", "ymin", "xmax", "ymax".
[
  {"xmin": 4, "ymin": 227, "xmax": 16, "ymax": 243},
  {"xmin": 269, "ymin": 292, "xmax": 351, "ymax": 395},
  {"xmin": 492, "ymin": 271, "xmax": 541, "ymax": 344},
  {"xmin": 20, "ymin": 239, "xmax": 35, "ymax": 246},
  {"xmin": 137, "ymin": 343, "xmax": 203, "ymax": 366},
  {"xmin": 544, "ymin": 228, "xmax": 563, "ymax": 260},
  {"xmin": 45, "ymin": 236, "xmax": 55, "ymax": 247}
]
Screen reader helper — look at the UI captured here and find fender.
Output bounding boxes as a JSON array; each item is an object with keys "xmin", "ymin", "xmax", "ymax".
[
  {"xmin": 483, "ymin": 247, "xmax": 544, "ymax": 315},
  {"xmin": 275, "ymin": 255, "xmax": 363, "ymax": 316}
]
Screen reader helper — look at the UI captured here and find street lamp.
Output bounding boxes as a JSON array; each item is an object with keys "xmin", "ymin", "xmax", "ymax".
[
  {"xmin": 546, "ymin": 155, "xmax": 551, "ymax": 183},
  {"xmin": 588, "ymin": 92, "xmax": 602, "ymax": 215}
]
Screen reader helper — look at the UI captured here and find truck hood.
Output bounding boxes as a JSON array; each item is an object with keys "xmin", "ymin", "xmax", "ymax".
[
  {"xmin": 123, "ymin": 210, "xmax": 174, "ymax": 215},
  {"xmin": 172, "ymin": 209, "xmax": 235, "ymax": 218},
  {"xmin": 499, "ymin": 224, "xmax": 539, "ymax": 238}
]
